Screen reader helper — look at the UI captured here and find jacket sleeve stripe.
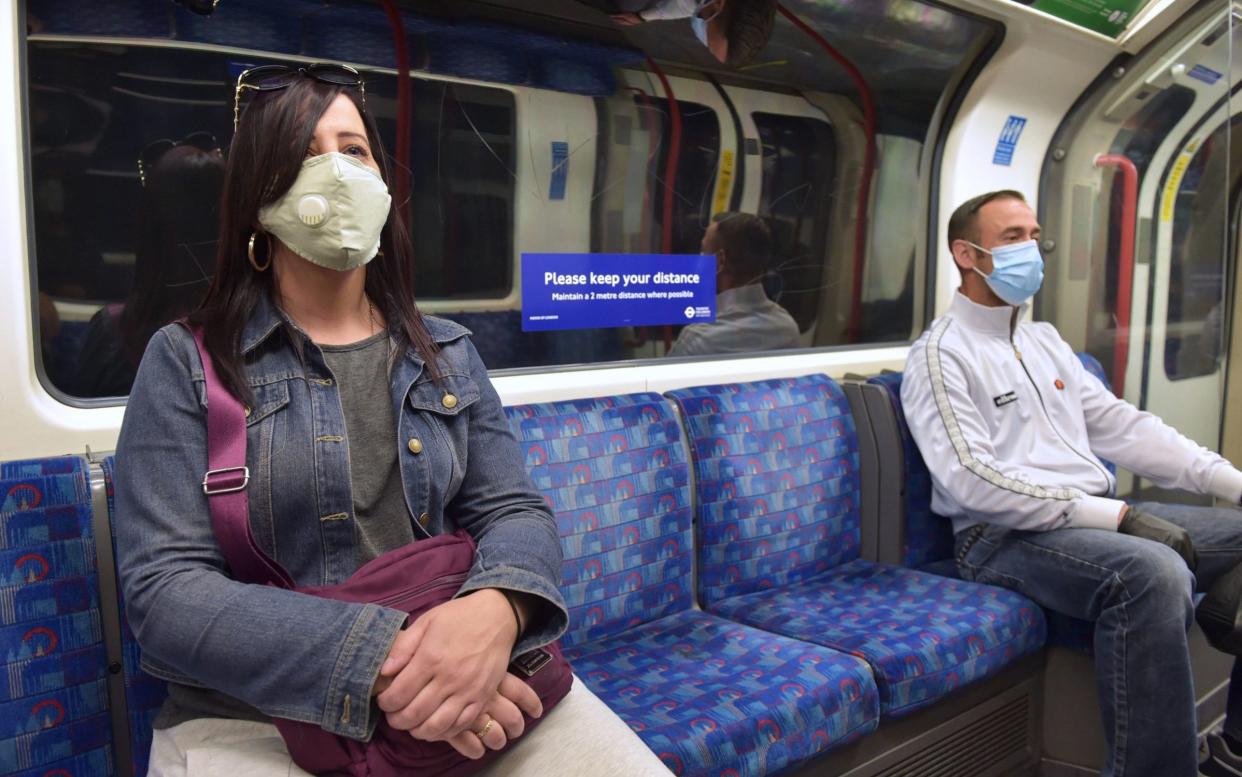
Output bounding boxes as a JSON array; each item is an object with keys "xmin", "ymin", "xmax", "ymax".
[{"xmin": 925, "ymin": 317, "xmax": 1082, "ymax": 509}]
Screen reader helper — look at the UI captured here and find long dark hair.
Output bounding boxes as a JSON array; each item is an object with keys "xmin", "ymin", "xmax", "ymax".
[
  {"xmin": 121, "ymin": 144, "xmax": 224, "ymax": 367},
  {"xmin": 192, "ymin": 75, "xmax": 440, "ymax": 405}
]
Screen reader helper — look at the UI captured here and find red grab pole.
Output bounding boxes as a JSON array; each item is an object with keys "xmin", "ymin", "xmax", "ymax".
[{"xmin": 1094, "ymin": 153, "xmax": 1138, "ymax": 399}]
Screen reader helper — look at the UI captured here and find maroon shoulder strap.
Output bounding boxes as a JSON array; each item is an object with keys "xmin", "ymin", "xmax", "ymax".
[{"xmin": 188, "ymin": 324, "xmax": 296, "ymax": 589}]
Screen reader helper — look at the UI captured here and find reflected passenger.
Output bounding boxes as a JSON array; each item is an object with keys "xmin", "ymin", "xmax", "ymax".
[
  {"xmin": 73, "ymin": 136, "xmax": 223, "ymax": 397},
  {"xmin": 902, "ymin": 189, "xmax": 1242, "ymax": 777},
  {"xmin": 669, "ymin": 212, "xmax": 799, "ymax": 357},
  {"xmin": 609, "ymin": 0, "xmax": 776, "ymax": 66}
]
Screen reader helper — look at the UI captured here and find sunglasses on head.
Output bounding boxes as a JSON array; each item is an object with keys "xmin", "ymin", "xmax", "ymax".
[
  {"xmin": 138, "ymin": 131, "xmax": 220, "ymax": 186},
  {"xmin": 233, "ymin": 63, "xmax": 366, "ymax": 131}
]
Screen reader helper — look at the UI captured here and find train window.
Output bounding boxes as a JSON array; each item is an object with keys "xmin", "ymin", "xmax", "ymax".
[
  {"xmin": 592, "ymin": 97, "xmax": 721, "ymax": 258},
  {"xmin": 401, "ymin": 81, "xmax": 516, "ymax": 301},
  {"xmin": 25, "ymin": 1, "xmax": 999, "ymax": 393},
  {"xmin": 654, "ymin": 100, "xmax": 724, "ymax": 256},
  {"xmin": 1163, "ymin": 115, "xmax": 1239, "ymax": 381},
  {"xmin": 1101, "ymin": 87, "xmax": 1195, "ymax": 331},
  {"xmin": 27, "ymin": 41, "xmax": 515, "ymax": 397},
  {"xmin": 753, "ymin": 113, "xmax": 835, "ymax": 336}
]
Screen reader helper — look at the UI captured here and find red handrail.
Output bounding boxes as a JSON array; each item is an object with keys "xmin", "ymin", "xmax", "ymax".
[
  {"xmin": 1094, "ymin": 153, "xmax": 1137, "ymax": 399},
  {"xmin": 380, "ymin": 0, "xmax": 411, "ymax": 213},
  {"xmin": 647, "ymin": 58, "xmax": 682, "ymax": 354},
  {"xmin": 776, "ymin": 3, "xmax": 876, "ymax": 344}
]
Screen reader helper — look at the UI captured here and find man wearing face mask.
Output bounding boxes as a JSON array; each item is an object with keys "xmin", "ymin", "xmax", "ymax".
[{"xmin": 901, "ymin": 190, "xmax": 1242, "ymax": 777}]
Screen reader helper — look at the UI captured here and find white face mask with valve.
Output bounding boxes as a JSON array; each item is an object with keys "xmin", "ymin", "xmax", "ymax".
[{"xmin": 258, "ymin": 152, "xmax": 391, "ymax": 272}]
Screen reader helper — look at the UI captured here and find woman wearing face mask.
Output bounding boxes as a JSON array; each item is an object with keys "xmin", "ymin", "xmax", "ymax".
[{"xmin": 114, "ymin": 65, "xmax": 670, "ymax": 776}]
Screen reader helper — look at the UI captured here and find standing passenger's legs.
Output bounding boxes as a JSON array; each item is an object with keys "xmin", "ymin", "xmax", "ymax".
[
  {"xmin": 1133, "ymin": 502, "xmax": 1242, "ymax": 771},
  {"xmin": 956, "ymin": 523, "xmax": 1198, "ymax": 777}
]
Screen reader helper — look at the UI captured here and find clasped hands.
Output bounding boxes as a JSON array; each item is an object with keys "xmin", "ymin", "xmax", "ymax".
[{"xmin": 372, "ymin": 588, "xmax": 541, "ymax": 759}]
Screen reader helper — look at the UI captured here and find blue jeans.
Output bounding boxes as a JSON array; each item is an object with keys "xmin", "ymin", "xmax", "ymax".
[{"xmin": 954, "ymin": 502, "xmax": 1242, "ymax": 777}]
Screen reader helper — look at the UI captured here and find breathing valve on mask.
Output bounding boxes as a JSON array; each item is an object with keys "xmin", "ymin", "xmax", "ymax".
[{"xmin": 297, "ymin": 195, "xmax": 329, "ymax": 227}]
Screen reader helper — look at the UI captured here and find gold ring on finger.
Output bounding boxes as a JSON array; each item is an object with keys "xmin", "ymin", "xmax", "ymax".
[{"xmin": 474, "ymin": 718, "xmax": 495, "ymax": 739}]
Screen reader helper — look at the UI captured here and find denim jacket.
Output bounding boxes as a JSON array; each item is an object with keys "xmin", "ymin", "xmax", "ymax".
[{"xmin": 114, "ymin": 295, "xmax": 568, "ymax": 740}]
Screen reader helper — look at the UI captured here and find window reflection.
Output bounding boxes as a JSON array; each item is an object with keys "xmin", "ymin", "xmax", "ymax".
[
  {"xmin": 25, "ymin": 0, "xmax": 996, "ymax": 397},
  {"xmin": 754, "ymin": 113, "xmax": 834, "ymax": 340}
]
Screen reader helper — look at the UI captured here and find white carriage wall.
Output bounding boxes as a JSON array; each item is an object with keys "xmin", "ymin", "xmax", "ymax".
[{"xmin": 935, "ymin": 1, "xmax": 1117, "ymax": 318}]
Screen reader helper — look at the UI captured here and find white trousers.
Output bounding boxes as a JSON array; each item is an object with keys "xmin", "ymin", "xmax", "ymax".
[{"xmin": 148, "ymin": 676, "xmax": 672, "ymax": 777}]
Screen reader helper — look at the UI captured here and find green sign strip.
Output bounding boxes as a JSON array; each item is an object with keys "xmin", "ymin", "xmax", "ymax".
[{"xmin": 1028, "ymin": 0, "xmax": 1153, "ymax": 37}]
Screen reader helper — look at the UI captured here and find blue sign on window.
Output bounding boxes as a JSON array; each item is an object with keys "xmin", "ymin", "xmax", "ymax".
[
  {"xmin": 993, "ymin": 115, "xmax": 1027, "ymax": 166},
  {"xmin": 521, "ymin": 253, "xmax": 717, "ymax": 332}
]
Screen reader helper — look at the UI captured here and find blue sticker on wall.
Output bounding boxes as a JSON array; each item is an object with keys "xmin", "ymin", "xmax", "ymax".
[
  {"xmin": 1188, "ymin": 64, "xmax": 1223, "ymax": 86},
  {"xmin": 521, "ymin": 253, "xmax": 716, "ymax": 331},
  {"xmin": 549, "ymin": 141, "xmax": 569, "ymax": 200},
  {"xmin": 993, "ymin": 115, "xmax": 1027, "ymax": 166}
]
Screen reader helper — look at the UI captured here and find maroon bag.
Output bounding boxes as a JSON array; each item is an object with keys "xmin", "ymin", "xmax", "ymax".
[{"xmin": 189, "ymin": 325, "xmax": 573, "ymax": 776}]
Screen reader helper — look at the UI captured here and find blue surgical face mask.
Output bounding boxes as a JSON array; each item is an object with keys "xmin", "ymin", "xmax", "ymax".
[
  {"xmin": 966, "ymin": 239, "xmax": 1045, "ymax": 306},
  {"xmin": 691, "ymin": 0, "xmax": 721, "ymax": 47},
  {"xmin": 691, "ymin": 14, "xmax": 709, "ymax": 45}
]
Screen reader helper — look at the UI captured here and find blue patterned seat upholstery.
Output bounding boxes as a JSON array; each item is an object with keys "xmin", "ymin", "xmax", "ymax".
[
  {"xmin": 505, "ymin": 394, "xmax": 880, "ymax": 775},
  {"xmin": 666, "ymin": 376, "xmax": 1046, "ymax": 718},
  {"xmin": 0, "ymin": 456, "xmax": 115, "ymax": 775},
  {"xmin": 563, "ymin": 609, "xmax": 878, "ymax": 777},
  {"xmin": 706, "ymin": 559, "xmax": 1044, "ymax": 716},
  {"xmin": 102, "ymin": 456, "xmax": 169, "ymax": 776}
]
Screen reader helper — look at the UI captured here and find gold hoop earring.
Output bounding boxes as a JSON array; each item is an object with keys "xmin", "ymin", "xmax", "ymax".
[{"xmin": 248, "ymin": 231, "xmax": 272, "ymax": 272}]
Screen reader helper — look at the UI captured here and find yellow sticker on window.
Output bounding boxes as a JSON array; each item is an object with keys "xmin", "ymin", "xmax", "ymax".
[{"xmin": 712, "ymin": 149, "xmax": 735, "ymax": 216}]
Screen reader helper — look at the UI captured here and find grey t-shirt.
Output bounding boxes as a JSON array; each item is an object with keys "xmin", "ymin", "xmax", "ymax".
[
  {"xmin": 156, "ymin": 330, "xmax": 414, "ymax": 728},
  {"xmin": 321, "ymin": 330, "xmax": 414, "ymax": 565}
]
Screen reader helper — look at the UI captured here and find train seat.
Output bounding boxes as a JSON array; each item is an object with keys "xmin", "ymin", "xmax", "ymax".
[
  {"xmin": 859, "ymin": 359, "xmax": 1117, "ymax": 653},
  {"xmin": 503, "ymin": 393, "xmax": 880, "ymax": 776},
  {"xmin": 101, "ymin": 456, "xmax": 169, "ymax": 777},
  {"xmin": 0, "ymin": 455, "xmax": 115, "ymax": 776},
  {"xmin": 665, "ymin": 376, "xmax": 1046, "ymax": 718}
]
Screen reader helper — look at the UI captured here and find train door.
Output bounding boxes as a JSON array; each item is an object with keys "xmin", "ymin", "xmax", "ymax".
[
  {"xmin": 1040, "ymin": 2, "xmax": 1238, "ymax": 496},
  {"xmin": 1144, "ymin": 102, "xmax": 1239, "ymax": 453}
]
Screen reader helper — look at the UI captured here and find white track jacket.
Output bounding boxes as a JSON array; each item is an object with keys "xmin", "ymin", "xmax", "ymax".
[{"xmin": 902, "ymin": 292, "xmax": 1242, "ymax": 534}]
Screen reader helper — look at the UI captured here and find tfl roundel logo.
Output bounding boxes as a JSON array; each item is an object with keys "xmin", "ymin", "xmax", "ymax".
[
  {"xmin": 31, "ymin": 699, "xmax": 66, "ymax": 728},
  {"xmin": 6, "ymin": 483, "xmax": 42, "ymax": 510},
  {"xmin": 23, "ymin": 627, "xmax": 58, "ymax": 656},
  {"xmin": 16, "ymin": 553, "xmax": 50, "ymax": 583},
  {"xmin": 683, "ymin": 306, "xmax": 696, "ymax": 319}
]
